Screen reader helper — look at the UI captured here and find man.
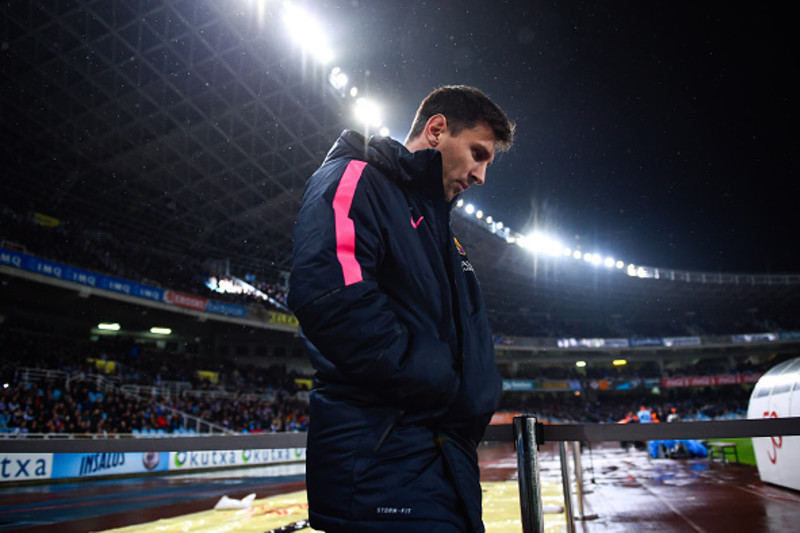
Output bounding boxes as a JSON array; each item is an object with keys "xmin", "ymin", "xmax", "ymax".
[
  {"xmin": 288, "ymin": 85, "xmax": 514, "ymax": 532},
  {"xmin": 637, "ymin": 405, "xmax": 652, "ymax": 423}
]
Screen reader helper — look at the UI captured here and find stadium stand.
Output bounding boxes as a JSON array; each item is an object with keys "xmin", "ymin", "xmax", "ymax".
[
  {"xmin": 3, "ymin": 196, "xmax": 799, "ymax": 440},
  {"xmin": 1, "ymin": 0, "xmax": 799, "ymax": 444},
  {"xmin": 0, "ymin": 325, "xmax": 310, "ymax": 435},
  {"xmin": 2, "ymin": 4, "xmax": 798, "ymax": 532}
]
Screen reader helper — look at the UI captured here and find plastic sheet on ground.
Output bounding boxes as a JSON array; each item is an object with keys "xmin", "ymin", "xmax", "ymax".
[
  {"xmin": 97, "ymin": 491, "xmax": 315, "ymax": 533},
  {"xmin": 648, "ymin": 439, "xmax": 708, "ymax": 458}
]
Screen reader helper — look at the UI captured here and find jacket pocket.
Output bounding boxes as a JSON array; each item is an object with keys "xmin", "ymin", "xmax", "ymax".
[{"xmin": 351, "ymin": 420, "xmax": 457, "ymax": 522}]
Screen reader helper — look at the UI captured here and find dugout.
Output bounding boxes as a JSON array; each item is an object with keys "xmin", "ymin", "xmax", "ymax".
[{"xmin": 747, "ymin": 356, "xmax": 800, "ymax": 491}]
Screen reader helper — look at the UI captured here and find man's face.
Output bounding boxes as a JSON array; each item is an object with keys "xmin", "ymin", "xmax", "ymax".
[{"xmin": 436, "ymin": 121, "xmax": 496, "ymax": 202}]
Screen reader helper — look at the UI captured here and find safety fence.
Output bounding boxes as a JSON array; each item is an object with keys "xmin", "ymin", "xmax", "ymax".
[
  {"xmin": 511, "ymin": 416, "xmax": 800, "ymax": 533},
  {"xmin": 1, "ymin": 417, "xmax": 799, "ymax": 531}
]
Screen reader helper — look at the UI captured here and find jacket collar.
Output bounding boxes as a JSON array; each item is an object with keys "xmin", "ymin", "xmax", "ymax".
[{"xmin": 326, "ymin": 130, "xmax": 450, "ymax": 205}]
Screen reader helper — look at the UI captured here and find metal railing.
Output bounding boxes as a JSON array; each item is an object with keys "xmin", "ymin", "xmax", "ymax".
[
  {"xmin": 512, "ymin": 416, "xmax": 800, "ymax": 533},
  {"xmin": 2, "ymin": 414, "xmax": 799, "ymax": 532},
  {"xmin": 17, "ymin": 368, "xmax": 122, "ymax": 391}
]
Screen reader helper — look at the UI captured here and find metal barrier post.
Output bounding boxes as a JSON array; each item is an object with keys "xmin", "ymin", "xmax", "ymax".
[
  {"xmin": 558, "ymin": 441, "xmax": 576, "ymax": 533},
  {"xmin": 572, "ymin": 441, "xmax": 585, "ymax": 519},
  {"xmin": 514, "ymin": 416, "xmax": 544, "ymax": 533}
]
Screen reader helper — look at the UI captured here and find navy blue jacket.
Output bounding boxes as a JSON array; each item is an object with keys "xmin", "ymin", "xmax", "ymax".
[{"xmin": 288, "ymin": 130, "xmax": 502, "ymax": 532}]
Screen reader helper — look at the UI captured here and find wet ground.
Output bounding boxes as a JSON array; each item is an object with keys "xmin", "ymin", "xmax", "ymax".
[
  {"xmin": 1, "ymin": 442, "xmax": 798, "ymax": 532},
  {"xmin": 483, "ymin": 441, "xmax": 800, "ymax": 532}
]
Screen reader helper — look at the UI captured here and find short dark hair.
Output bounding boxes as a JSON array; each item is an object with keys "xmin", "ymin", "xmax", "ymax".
[{"xmin": 406, "ymin": 85, "xmax": 515, "ymax": 151}]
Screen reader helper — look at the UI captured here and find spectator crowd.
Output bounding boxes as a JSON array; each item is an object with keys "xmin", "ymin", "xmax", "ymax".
[
  {"xmin": 0, "ymin": 329, "xmax": 309, "ymax": 436},
  {"xmin": 0, "ymin": 202, "xmax": 791, "ymax": 437}
]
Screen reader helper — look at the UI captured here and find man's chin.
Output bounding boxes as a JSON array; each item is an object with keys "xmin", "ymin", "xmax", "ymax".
[{"xmin": 446, "ymin": 189, "xmax": 463, "ymax": 203}]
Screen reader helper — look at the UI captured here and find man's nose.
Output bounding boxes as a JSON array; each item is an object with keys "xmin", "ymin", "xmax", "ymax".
[{"xmin": 471, "ymin": 165, "xmax": 487, "ymax": 185}]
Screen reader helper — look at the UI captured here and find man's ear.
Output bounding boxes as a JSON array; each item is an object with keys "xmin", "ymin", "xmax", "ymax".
[{"xmin": 424, "ymin": 114, "xmax": 448, "ymax": 148}]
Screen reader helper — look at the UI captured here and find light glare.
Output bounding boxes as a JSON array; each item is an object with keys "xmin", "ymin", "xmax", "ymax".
[
  {"xmin": 450, "ymin": 204, "xmax": 638, "ymax": 274},
  {"xmin": 328, "ymin": 67, "xmax": 348, "ymax": 91},
  {"xmin": 283, "ymin": 2, "xmax": 333, "ymax": 64},
  {"xmin": 520, "ymin": 231, "xmax": 562, "ymax": 256},
  {"xmin": 354, "ymin": 97, "xmax": 382, "ymax": 128}
]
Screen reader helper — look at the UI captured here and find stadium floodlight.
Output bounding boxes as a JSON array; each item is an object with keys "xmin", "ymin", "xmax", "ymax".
[
  {"xmin": 282, "ymin": 2, "xmax": 333, "ymax": 64},
  {"xmin": 97, "ymin": 322, "xmax": 120, "ymax": 331},
  {"xmin": 616, "ymin": 260, "xmax": 625, "ymax": 269},
  {"xmin": 328, "ymin": 67, "xmax": 348, "ymax": 91},
  {"xmin": 519, "ymin": 231, "xmax": 563, "ymax": 256},
  {"xmin": 379, "ymin": 126, "xmax": 390, "ymax": 137},
  {"xmin": 256, "ymin": 0, "xmax": 268, "ymax": 23},
  {"xmin": 495, "ymin": 221, "xmax": 503, "ymax": 229},
  {"xmin": 485, "ymin": 216, "xmax": 493, "ymax": 224},
  {"xmin": 150, "ymin": 327, "xmax": 172, "ymax": 335},
  {"xmin": 604, "ymin": 256, "xmax": 615, "ymax": 268},
  {"xmin": 464, "ymin": 203, "xmax": 475, "ymax": 215},
  {"xmin": 350, "ymin": 86, "xmax": 358, "ymax": 97},
  {"xmin": 575, "ymin": 361, "xmax": 587, "ymax": 368},
  {"xmin": 475, "ymin": 210, "xmax": 484, "ymax": 219},
  {"xmin": 573, "ymin": 250, "xmax": 582, "ymax": 260},
  {"xmin": 456, "ymin": 198, "xmax": 464, "ymax": 208},
  {"xmin": 354, "ymin": 97, "xmax": 382, "ymax": 128}
]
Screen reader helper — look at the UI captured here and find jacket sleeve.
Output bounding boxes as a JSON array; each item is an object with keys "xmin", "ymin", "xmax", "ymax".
[{"xmin": 288, "ymin": 160, "xmax": 460, "ymax": 412}]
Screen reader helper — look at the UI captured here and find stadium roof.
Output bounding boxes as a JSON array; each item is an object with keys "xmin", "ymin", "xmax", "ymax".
[
  {"xmin": 1, "ymin": 0, "xmax": 348, "ymax": 275},
  {"xmin": 2, "ymin": 1, "xmax": 798, "ymax": 333},
  {"xmin": 453, "ymin": 210, "xmax": 800, "ymax": 335}
]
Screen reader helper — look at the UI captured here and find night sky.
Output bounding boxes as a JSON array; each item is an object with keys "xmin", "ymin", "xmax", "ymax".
[{"xmin": 314, "ymin": 1, "xmax": 796, "ymax": 274}]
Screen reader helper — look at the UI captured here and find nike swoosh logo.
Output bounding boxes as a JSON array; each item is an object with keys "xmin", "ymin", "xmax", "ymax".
[{"xmin": 411, "ymin": 215, "xmax": 424, "ymax": 228}]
